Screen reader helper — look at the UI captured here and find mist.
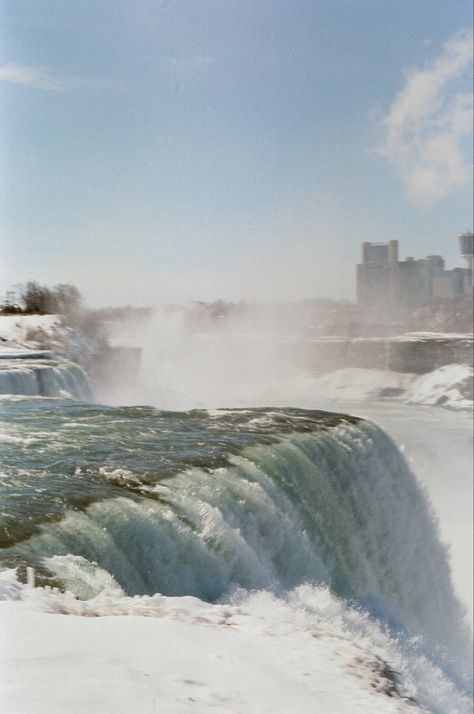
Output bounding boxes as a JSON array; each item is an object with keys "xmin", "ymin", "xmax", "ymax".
[
  {"xmin": 97, "ymin": 302, "xmax": 321, "ymax": 409},
  {"xmin": 93, "ymin": 296, "xmax": 472, "ymax": 411}
]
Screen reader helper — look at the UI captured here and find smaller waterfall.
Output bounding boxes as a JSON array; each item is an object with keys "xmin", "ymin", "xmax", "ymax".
[{"xmin": 0, "ymin": 351, "xmax": 93, "ymax": 401}]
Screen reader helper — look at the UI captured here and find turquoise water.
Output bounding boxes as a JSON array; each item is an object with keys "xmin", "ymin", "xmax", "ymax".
[{"xmin": 0, "ymin": 398, "xmax": 356, "ymax": 549}]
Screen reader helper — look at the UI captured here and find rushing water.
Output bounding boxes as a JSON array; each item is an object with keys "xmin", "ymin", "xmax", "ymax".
[
  {"xmin": 0, "ymin": 365, "xmax": 472, "ymax": 712},
  {"xmin": 0, "ymin": 351, "xmax": 92, "ymax": 400}
]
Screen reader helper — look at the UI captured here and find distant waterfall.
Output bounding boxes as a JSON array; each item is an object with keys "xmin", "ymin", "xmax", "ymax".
[{"xmin": 0, "ymin": 352, "xmax": 93, "ymax": 401}]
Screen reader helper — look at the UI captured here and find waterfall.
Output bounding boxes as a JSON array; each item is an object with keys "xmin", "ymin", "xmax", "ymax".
[{"xmin": 0, "ymin": 352, "xmax": 93, "ymax": 401}]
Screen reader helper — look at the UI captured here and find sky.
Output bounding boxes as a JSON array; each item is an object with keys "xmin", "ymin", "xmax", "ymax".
[{"xmin": 0, "ymin": 0, "xmax": 472, "ymax": 307}]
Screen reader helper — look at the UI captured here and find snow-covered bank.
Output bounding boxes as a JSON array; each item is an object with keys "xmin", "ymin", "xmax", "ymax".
[
  {"xmin": 274, "ymin": 364, "xmax": 473, "ymax": 411},
  {"xmin": 0, "ymin": 314, "xmax": 100, "ymax": 360},
  {"xmin": 1, "ymin": 578, "xmax": 469, "ymax": 714},
  {"xmin": 0, "ymin": 314, "xmax": 60, "ymax": 347}
]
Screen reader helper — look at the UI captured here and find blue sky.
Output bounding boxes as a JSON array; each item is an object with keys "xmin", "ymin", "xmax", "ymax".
[{"xmin": 0, "ymin": 0, "xmax": 472, "ymax": 306}]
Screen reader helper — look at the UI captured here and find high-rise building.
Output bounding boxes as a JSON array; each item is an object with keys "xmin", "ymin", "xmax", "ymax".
[
  {"xmin": 459, "ymin": 232, "xmax": 474, "ymax": 275},
  {"xmin": 356, "ymin": 236, "xmax": 472, "ymax": 307}
]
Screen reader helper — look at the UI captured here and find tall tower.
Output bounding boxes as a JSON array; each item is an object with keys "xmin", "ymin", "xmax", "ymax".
[
  {"xmin": 388, "ymin": 240, "xmax": 399, "ymax": 264},
  {"xmin": 459, "ymin": 232, "xmax": 474, "ymax": 273},
  {"xmin": 387, "ymin": 240, "xmax": 399, "ymax": 308}
]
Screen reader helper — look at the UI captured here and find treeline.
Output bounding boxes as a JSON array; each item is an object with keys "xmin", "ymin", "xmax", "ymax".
[
  {"xmin": 1, "ymin": 282, "xmax": 82, "ymax": 316},
  {"xmin": 1, "ymin": 282, "xmax": 112, "ymax": 381}
]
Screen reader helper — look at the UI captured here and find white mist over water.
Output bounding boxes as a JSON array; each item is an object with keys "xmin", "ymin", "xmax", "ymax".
[{"xmin": 103, "ymin": 304, "xmax": 317, "ymax": 409}]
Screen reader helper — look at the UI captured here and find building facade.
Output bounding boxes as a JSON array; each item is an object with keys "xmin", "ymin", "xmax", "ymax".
[{"xmin": 356, "ymin": 234, "xmax": 473, "ymax": 308}]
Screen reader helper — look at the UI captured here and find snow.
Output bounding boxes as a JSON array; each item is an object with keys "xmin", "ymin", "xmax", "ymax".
[
  {"xmin": 407, "ymin": 364, "xmax": 472, "ymax": 408},
  {"xmin": 0, "ymin": 582, "xmax": 435, "ymax": 714},
  {"xmin": 274, "ymin": 364, "xmax": 473, "ymax": 411},
  {"xmin": 0, "ymin": 314, "xmax": 60, "ymax": 346}
]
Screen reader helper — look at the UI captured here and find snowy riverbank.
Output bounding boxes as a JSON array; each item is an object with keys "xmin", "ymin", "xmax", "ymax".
[
  {"xmin": 273, "ymin": 364, "xmax": 473, "ymax": 411},
  {"xmin": 2, "ymin": 579, "xmax": 467, "ymax": 714}
]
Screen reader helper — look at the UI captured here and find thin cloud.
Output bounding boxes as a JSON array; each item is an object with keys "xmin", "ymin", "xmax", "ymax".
[
  {"xmin": 0, "ymin": 63, "xmax": 109, "ymax": 91},
  {"xmin": 376, "ymin": 28, "xmax": 473, "ymax": 206}
]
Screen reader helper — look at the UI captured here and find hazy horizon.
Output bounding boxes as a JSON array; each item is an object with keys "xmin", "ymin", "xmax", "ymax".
[{"xmin": 1, "ymin": 1, "xmax": 473, "ymax": 308}]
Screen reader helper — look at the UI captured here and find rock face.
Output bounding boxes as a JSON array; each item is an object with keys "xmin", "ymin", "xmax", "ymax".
[
  {"xmin": 305, "ymin": 334, "xmax": 473, "ymax": 375},
  {"xmin": 387, "ymin": 336, "xmax": 473, "ymax": 373}
]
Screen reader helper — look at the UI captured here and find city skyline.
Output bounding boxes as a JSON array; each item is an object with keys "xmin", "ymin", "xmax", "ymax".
[
  {"xmin": 356, "ymin": 232, "xmax": 473, "ymax": 310},
  {"xmin": 1, "ymin": 1, "xmax": 473, "ymax": 307}
]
